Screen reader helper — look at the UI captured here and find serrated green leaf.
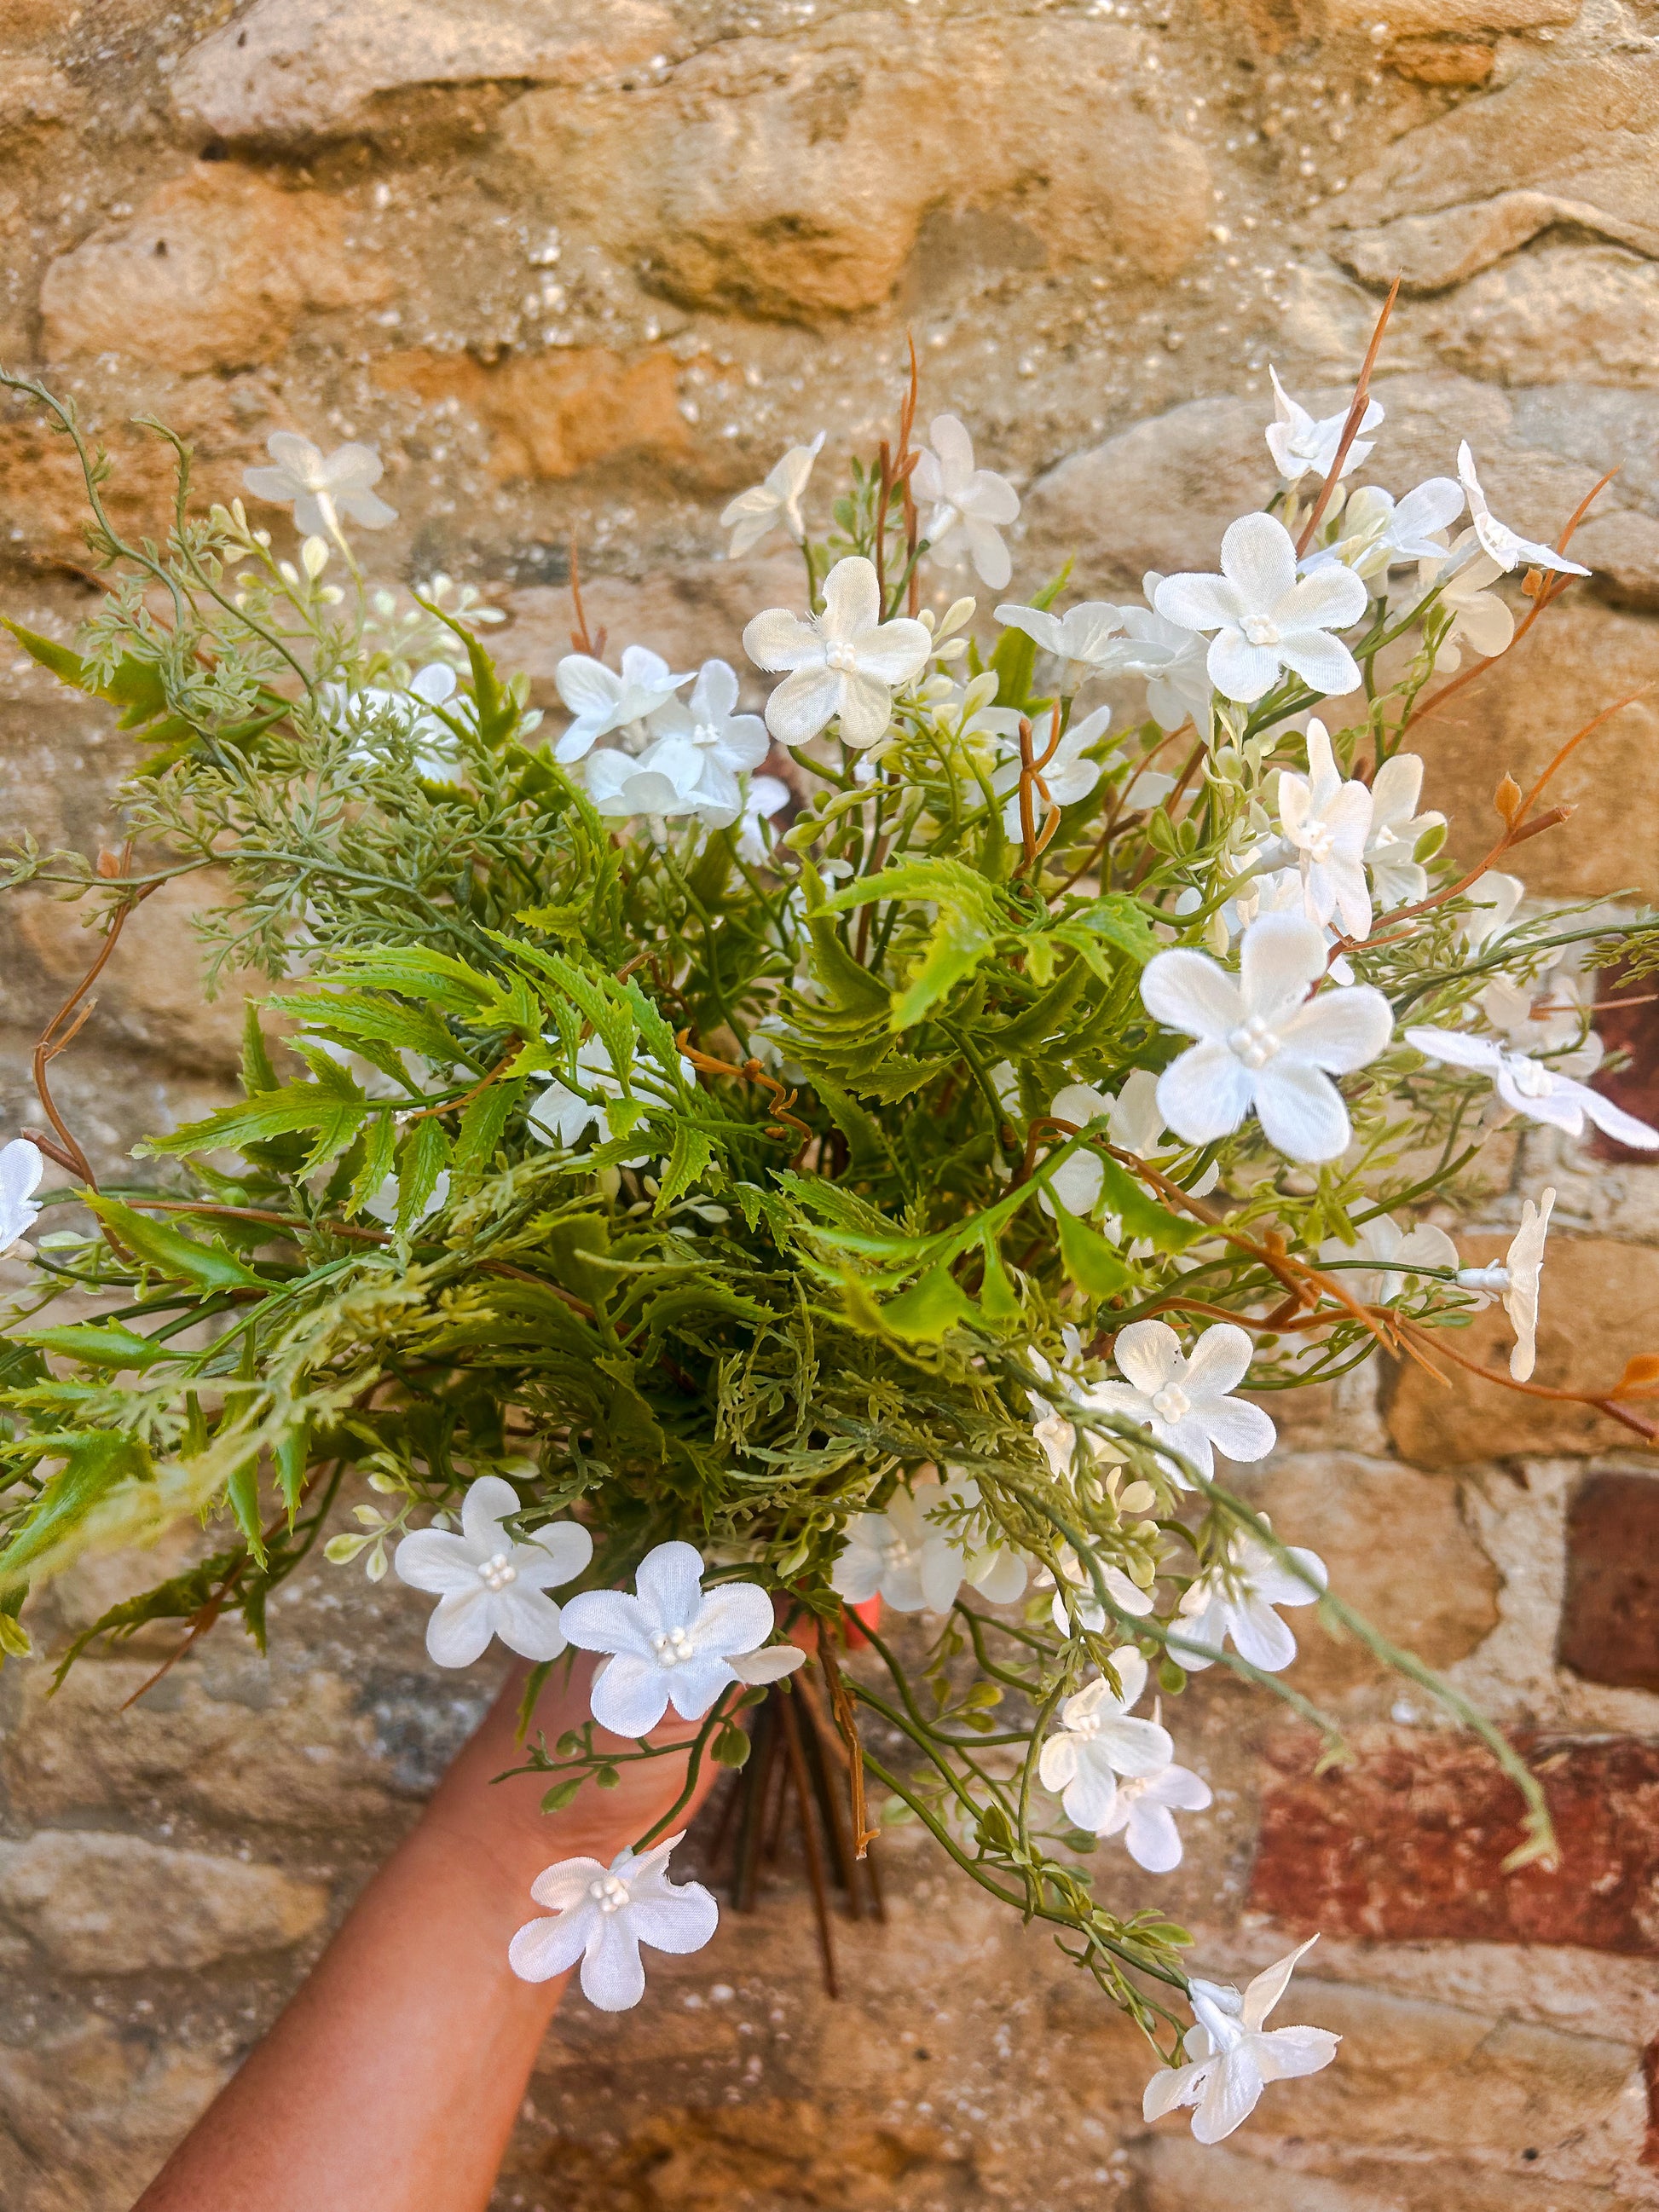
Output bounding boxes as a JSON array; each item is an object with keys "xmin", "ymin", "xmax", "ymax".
[
  {"xmin": 1097, "ymin": 1158, "xmax": 1207, "ymax": 1253},
  {"xmin": 1055, "ymin": 1205, "xmax": 1132, "ymax": 1298},
  {"xmin": 397, "ymin": 1116, "xmax": 451, "ymax": 1232},
  {"xmin": 878, "ymin": 1264, "xmax": 979, "ymax": 1343},
  {"xmin": 89, "ymin": 1198, "xmax": 268, "ymax": 1291}
]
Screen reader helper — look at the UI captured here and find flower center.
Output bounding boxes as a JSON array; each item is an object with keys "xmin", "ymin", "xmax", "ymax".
[
  {"xmin": 1151, "ymin": 1383, "xmax": 1191, "ymax": 1421},
  {"xmin": 1301, "ymin": 820, "xmax": 1334, "ymax": 863},
  {"xmin": 1240, "ymin": 615, "xmax": 1281, "ymax": 648},
  {"xmin": 692, "ymin": 719, "xmax": 722, "ymax": 748},
  {"xmin": 882, "ymin": 1535, "xmax": 916, "ymax": 1570},
  {"xmin": 587, "ymin": 1874, "xmax": 632, "ymax": 1915},
  {"xmin": 1508, "ymin": 1054, "xmax": 1554, "ymax": 1099},
  {"xmin": 477, "ymin": 1550, "xmax": 518, "ymax": 1591},
  {"xmin": 649, "ymin": 1625, "xmax": 697, "ymax": 1667},
  {"xmin": 1071, "ymin": 1708, "xmax": 1102, "ymax": 1741},
  {"xmin": 1226, "ymin": 1013, "xmax": 1283, "ymax": 1070},
  {"xmin": 824, "ymin": 641, "xmax": 860, "ymax": 673}
]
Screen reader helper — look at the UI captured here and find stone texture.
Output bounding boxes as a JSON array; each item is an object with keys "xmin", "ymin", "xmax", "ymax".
[
  {"xmin": 171, "ymin": 0, "xmax": 679, "ymax": 145},
  {"xmin": 376, "ymin": 345, "xmax": 690, "ymax": 483},
  {"xmin": 0, "ymin": 2015, "xmax": 226, "ymax": 2212},
  {"xmin": 1252, "ymin": 1727, "xmax": 1659, "ymax": 1953},
  {"xmin": 1424, "ymin": 246, "xmax": 1659, "ymax": 390},
  {"xmin": 1559, "ymin": 1472, "xmax": 1659, "ymax": 1693},
  {"xmin": 501, "ymin": 14, "xmax": 1211, "ymax": 321},
  {"xmin": 0, "ymin": 1829, "xmax": 327, "ymax": 1974},
  {"xmin": 40, "ymin": 164, "xmax": 392, "ymax": 373},
  {"xmin": 1387, "ymin": 1234, "xmax": 1659, "ymax": 1465}
]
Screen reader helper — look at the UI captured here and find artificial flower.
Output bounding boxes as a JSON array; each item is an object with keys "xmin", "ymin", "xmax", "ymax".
[
  {"xmin": 644, "ymin": 657, "xmax": 771, "ymax": 821},
  {"xmin": 1275, "ymin": 718, "xmax": 1373, "ymax": 940},
  {"xmin": 528, "ymin": 1035, "xmax": 691, "ymax": 1151},
  {"xmin": 830, "ymin": 1476, "xmax": 974, "ymax": 1613},
  {"xmin": 583, "ymin": 736, "xmax": 708, "ymax": 822},
  {"xmin": 1402, "ymin": 1026, "xmax": 1659, "ymax": 1149},
  {"xmin": 554, "ymin": 645, "xmax": 691, "ymax": 765},
  {"xmin": 993, "ymin": 598, "xmax": 1127, "ymax": 671},
  {"xmin": 720, "ymin": 431, "xmax": 825, "ymax": 557},
  {"xmin": 1043, "ymin": 1543, "xmax": 1155, "ymax": 1632},
  {"xmin": 1154, "ymin": 515, "xmax": 1367, "ymax": 706},
  {"xmin": 1143, "ymin": 1938, "xmax": 1339, "ymax": 2142},
  {"xmin": 1460, "ymin": 869, "xmax": 1523, "ymax": 954},
  {"xmin": 913, "ymin": 414, "xmax": 1020, "ymax": 590},
  {"xmin": 1317, "ymin": 1210, "xmax": 1457, "ymax": 1308},
  {"xmin": 1265, "ymin": 367, "xmax": 1382, "ymax": 484},
  {"xmin": 562, "ymin": 1540, "xmax": 801, "ymax": 1738},
  {"xmin": 1043, "ymin": 1081, "xmax": 1112, "ymax": 1216},
  {"xmin": 1085, "ymin": 1320, "xmax": 1275, "ymax": 1485},
  {"xmin": 1418, "ymin": 529, "xmax": 1515, "ymax": 669},
  {"xmin": 1362, "ymin": 752, "xmax": 1442, "ymax": 910},
  {"xmin": 1038, "ymin": 1648, "xmax": 1173, "ymax": 1829},
  {"xmin": 1172, "ymin": 1525, "xmax": 1327, "ymax": 1672},
  {"xmin": 243, "ymin": 432, "xmax": 397, "ymax": 538},
  {"xmin": 361, "ymin": 1168, "xmax": 451, "ymax": 1230},
  {"xmin": 1142, "ymin": 911, "xmax": 1394, "ymax": 1163},
  {"xmin": 1107, "ymin": 582, "xmax": 1216, "ymax": 733},
  {"xmin": 1454, "ymin": 1187, "xmax": 1556, "ymax": 1381},
  {"xmin": 1315, "ymin": 477, "xmax": 1464, "ymax": 579},
  {"xmin": 1097, "ymin": 1755, "xmax": 1213, "ymax": 1873},
  {"xmin": 743, "ymin": 557, "xmax": 931, "ymax": 748},
  {"xmin": 0, "ymin": 1139, "xmax": 43, "ymax": 1256},
  {"xmin": 1457, "ymin": 443, "xmax": 1590, "ymax": 577},
  {"xmin": 327, "ymin": 661, "xmax": 465, "ymax": 783},
  {"xmin": 394, "ymin": 1475, "xmax": 592, "ymax": 1667},
  {"xmin": 508, "ymin": 1835, "xmax": 718, "ymax": 2010},
  {"xmin": 991, "ymin": 704, "xmax": 1111, "ymax": 839},
  {"xmin": 736, "ymin": 773, "xmax": 791, "ymax": 863}
]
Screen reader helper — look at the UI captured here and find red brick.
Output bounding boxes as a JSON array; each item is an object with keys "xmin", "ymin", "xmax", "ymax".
[
  {"xmin": 1559, "ymin": 1471, "xmax": 1659, "ymax": 1691},
  {"xmin": 1251, "ymin": 1730, "xmax": 1659, "ymax": 1953}
]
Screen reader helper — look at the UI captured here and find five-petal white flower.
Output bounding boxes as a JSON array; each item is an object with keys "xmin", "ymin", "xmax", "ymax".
[
  {"xmin": 1086, "ymin": 1320, "xmax": 1275, "ymax": 1485},
  {"xmin": 830, "ymin": 1476, "xmax": 974, "ymax": 1613},
  {"xmin": 1098, "ymin": 1756, "xmax": 1214, "ymax": 1873},
  {"xmin": 993, "ymin": 598, "xmax": 1127, "ymax": 672},
  {"xmin": 1275, "ymin": 718, "xmax": 1374, "ymax": 941},
  {"xmin": 554, "ymin": 645, "xmax": 692, "ymax": 765},
  {"xmin": 1362, "ymin": 751, "xmax": 1442, "ymax": 910},
  {"xmin": 643, "ymin": 658, "xmax": 771, "ymax": 821},
  {"xmin": 1419, "ymin": 529, "xmax": 1515, "ymax": 669},
  {"xmin": 1038, "ymin": 1647, "xmax": 1173, "ymax": 1830},
  {"xmin": 1458, "ymin": 442, "xmax": 1590, "ymax": 578},
  {"xmin": 1155, "ymin": 515, "xmax": 1367, "ymax": 706},
  {"xmin": 1142, "ymin": 911, "xmax": 1394, "ymax": 1164},
  {"xmin": 1315, "ymin": 476, "xmax": 1465, "ymax": 580},
  {"xmin": 0, "ymin": 1139, "xmax": 43, "ymax": 1256},
  {"xmin": 743, "ymin": 557, "xmax": 931, "ymax": 749},
  {"xmin": 1402, "ymin": 1025, "xmax": 1659, "ymax": 1150},
  {"xmin": 394, "ymin": 1475, "xmax": 592, "ymax": 1667},
  {"xmin": 913, "ymin": 414, "xmax": 1020, "ymax": 590},
  {"xmin": 720, "ymin": 431, "xmax": 825, "ymax": 557},
  {"xmin": 991, "ymin": 702, "xmax": 1111, "ymax": 838},
  {"xmin": 1144, "ymin": 1938, "xmax": 1339, "ymax": 2143},
  {"xmin": 1171, "ymin": 1525, "xmax": 1327, "ymax": 1672},
  {"xmin": 508, "ymin": 1834, "xmax": 719, "ymax": 2010},
  {"xmin": 1108, "ymin": 583, "xmax": 1216, "ymax": 734},
  {"xmin": 1454, "ymin": 1187, "xmax": 1556, "ymax": 1382},
  {"xmin": 243, "ymin": 432, "xmax": 397, "ymax": 539},
  {"xmin": 1266, "ymin": 367, "xmax": 1382, "ymax": 485},
  {"xmin": 561, "ymin": 1541, "xmax": 801, "ymax": 1739},
  {"xmin": 1317, "ymin": 1210, "xmax": 1457, "ymax": 1308}
]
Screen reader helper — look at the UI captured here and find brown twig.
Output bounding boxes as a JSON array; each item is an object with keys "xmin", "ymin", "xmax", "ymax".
[
  {"xmin": 819, "ymin": 1626, "xmax": 877, "ymax": 1855},
  {"xmin": 777, "ymin": 1689, "xmax": 840, "ymax": 1998},
  {"xmin": 567, "ymin": 534, "xmax": 604, "ymax": 661},
  {"xmin": 32, "ymin": 853, "xmax": 161, "ymax": 1189},
  {"xmin": 1294, "ymin": 277, "xmax": 1399, "ymax": 558},
  {"xmin": 674, "ymin": 1028, "xmax": 812, "ymax": 1142}
]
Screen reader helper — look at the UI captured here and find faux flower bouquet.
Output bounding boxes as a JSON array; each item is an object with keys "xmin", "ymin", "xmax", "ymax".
[{"xmin": 2, "ymin": 326, "xmax": 1655, "ymax": 2146}]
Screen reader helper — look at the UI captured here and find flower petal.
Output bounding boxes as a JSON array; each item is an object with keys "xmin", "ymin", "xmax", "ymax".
[
  {"xmin": 514, "ymin": 1521, "xmax": 595, "ymax": 1591},
  {"xmin": 743, "ymin": 608, "xmax": 817, "ymax": 674},
  {"xmin": 1240, "ymin": 912, "xmax": 1325, "ymax": 1020},
  {"xmin": 1277, "ymin": 629, "xmax": 1363, "ymax": 699},
  {"xmin": 1179, "ymin": 1322, "xmax": 1254, "ymax": 1400},
  {"xmin": 1061, "ymin": 1757, "xmax": 1120, "ymax": 1831},
  {"xmin": 1402, "ymin": 1025, "xmax": 1503, "ymax": 1072},
  {"xmin": 1114, "ymin": 1320, "xmax": 1181, "ymax": 1396},
  {"xmin": 561, "ymin": 1589, "xmax": 655, "ymax": 1660},
  {"xmin": 765, "ymin": 665, "xmax": 841, "ymax": 747},
  {"xmin": 1142, "ymin": 948, "xmax": 1243, "ymax": 1043},
  {"xmin": 1157, "ymin": 1042, "xmax": 1256, "ymax": 1146},
  {"xmin": 1097, "ymin": 1714, "xmax": 1176, "ymax": 1778},
  {"xmin": 625, "ymin": 1880, "xmax": 720, "ymax": 1958},
  {"xmin": 508, "ymin": 1903, "xmax": 594, "ymax": 1984},
  {"xmin": 690, "ymin": 1580, "xmax": 775, "ymax": 1659},
  {"xmin": 1242, "ymin": 1935, "xmax": 1321, "ymax": 2030},
  {"xmin": 1153, "ymin": 572, "xmax": 1248, "ymax": 635},
  {"xmin": 1192, "ymin": 2045, "xmax": 1267, "ymax": 2143},
  {"xmin": 1038, "ymin": 1735, "xmax": 1080, "ymax": 1791},
  {"xmin": 460, "ymin": 1474, "xmax": 523, "ymax": 1551},
  {"xmin": 1252, "ymin": 1059, "xmax": 1352, "ymax": 1164},
  {"xmin": 835, "ymin": 669, "xmax": 897, "ymax": 748},
  {"xmin": 819, "ymin": 555, "xmax": 881, "ymax": 637},
  {"xmin": 491, "ymin": 1585, "xmax": 571, "ymax": 1662},
  {"xmin": 1229, "ymin": 1593, "xmax": 1299, "ymax": 1672},
  {"xmin": 1143, "ymin": 2058, "xmax": 1209, "ymax": 2122},
  {"xmin": 425, "ymin": 1587, "xmax": 497, "ymax": 1668},
  {"xmin": 581, "ymin": 1911, "xmax": 648, "ymax": 2011},
  {"xmin": 1207, "ymin": 630, "xmax": 1285, "ymax": 705},
  {"xmin": 1280, "ymin": 563, "xmax": 1368, "ymax": 633},
  {"xmin": 634, "ymin": 1540, "xmax": 708, "ymax": 1631},
  {"xmin": 394, "ymin": 1528, "xmax": 482, "ymax": 1596},
  {"xmin": 1124, "ymin": 1803, "xmax": 1185, "ymax": 1872},
  {"xmin": 1220, "ymin": 511, "xmax": 1298, "ymax": 605},
  {"xmin": 1197, "ymin": 1396, "xmax": 1277, "ymax": 1464},
  {"xmin": 588, "ymin": 1654, "xmax": 673, "ymax": 1738},
  {"xmin": 727, "ymin": 1643, "xmax": 807, "ymax": 1684},
  {"xmin": 665, "ymin": 1654, "xmax": 735, "ymax": 1721},
  {"xmin": 1281, "ymin": 985, "xmax": 1393, "ymax": 1074}
]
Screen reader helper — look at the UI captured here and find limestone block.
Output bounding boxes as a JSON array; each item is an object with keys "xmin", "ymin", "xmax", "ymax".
[
  {"xmin": 40, "ymin": 164, "xmax": 393, "ymax": 374},
  {"xmin": 1239, "ymin": 1453, "xmax": 1500, "ymax": 1695},
  {"xmin": 0, "ymin": 2013, "xmax": 225, "ymax": 2212},
  {"xmin": 1387, "ymin": 1234, "xmax": 1659, "ymax": 1465},
  {"xmin": 375, "ymin": 345, "xmax": 689, "ymax": 483},
  {"xmin": 0, "ymin": 59, "xmax": 83, "ymax": 136},
  {"xmin": 1321, "ymin": 0, "xmax": 1578, "ymax": 26},
  {"xmin": 171, "ymin": 0, "xmax": 677, "ymax": 144},
  {"xmin": 0, "ymin": 1828, "xmax": 327, "ymax": 1973},
  {"xmin": 1139, "ymin": 2133, "xmax": 1627, "ymax": 2212},
  {"xmin": 1558, "ymin": 1470, "xmax": 1659, "ymax": 1692},
  {"xmin": 1331, "ymin": 55, "xmax": 1659, "ymax": 290},
  {"xmin": 500, "ymin": 551, "xmax": 804, "ymax": 696},
  {"xmin": 502, "ymin": 14, "xmax": 1211, "ymax": 321},
  {"xmin": 1422, "ymin": 245, "xmax": 1659, "ymax": 388}
]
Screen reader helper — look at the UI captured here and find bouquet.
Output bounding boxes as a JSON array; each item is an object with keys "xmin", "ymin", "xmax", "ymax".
[{"xmin": 3, "ymin": 315, "xmax": 1655, "ymax": 2149}]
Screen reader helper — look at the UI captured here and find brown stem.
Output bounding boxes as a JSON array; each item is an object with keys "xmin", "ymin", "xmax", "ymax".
[
  {"xmin": 819, "ymin": 1626, "xmax": 877, "ymax": 1856},
  {"xmin": 1293, "ymin": 276, "xmax": 1399, "ymax": 558},
  {"xmin": 778, "ymin": 1689, "xmax": 840, "ymax": 1999}
]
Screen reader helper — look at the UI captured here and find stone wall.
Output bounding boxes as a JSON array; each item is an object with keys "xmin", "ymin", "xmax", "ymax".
[{"xmin": 4, "ymin": 0, "xmax": 1659, "ymax": 2205}]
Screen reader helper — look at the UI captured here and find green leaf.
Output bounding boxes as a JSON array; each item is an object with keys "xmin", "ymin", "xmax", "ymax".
[
  {"xmin": 977, "ymin": 1233, "xmax": 1022, "ymax": 1325},
  {"xmin": 89, "ymin": 1198, "xmax": 268, "ymax": 1291},
  {"xmin": 397, "ymin": 1117, "xmax": 451, "ymax": 1233},
  {"xmin": 241, "ymin": 1002, "xmax": 279, "ymax": 1096},
  {"xmin": 274, "ymin": 1425, "xmax": 309, "ymax": 1519},
  {"xmin": 326, "ymin": 945, "xmax": 501, "ymax": 1019},
  {"xmin": 878, "ymin": 1264, "xmax": 980, "ymax": 1343},
  {"xmin": 346, "ymin": 1110, "xmax": 398, "ymax": 1218},
  {"xmin": 1055, "ymin": 1206, "xmax": 1132, "ymax": 1298},
  {"xmin": 0, "ymin": 615, "xmax": 89, "ymax": 690},
  {"xmin": 22, "ymin": 1321, "xmax": 171, "ymax": 1371},
  {"xmin": 0, "ymin": 1431, "xmax": 151, "ymax": 1588},
  {"xmin": 890, "ymin": 900, "xmax": 997, "ymax": 1031},
  {"xmin": 1096, "ymin": 1158, "xmax": 1207, "ymax": 1253},
  {"xmin": 453, "ymin": 1077, "xmax": 524, "ymax": 1195},
  {"xmin": 845, "ymin": 1054, "xmax": 954, "ymax": 1106},
  {"xmin": 990, "ymin": 958, "xmax": 1090, "ymax": 1054},
  {"xmin": 49, "ymin": 1548, "xmax": 244, "ymax": 1687},
  {"xmin": 226, "ymin": 1455, "xmax": 268, "ymax": 1565},
  {"xmin": 654, "ymin": 1123, "xmax": 716, "ymax": 1215},
  {"xmin": 541, "ymin": 1776, "xmax": 585, "ymax": 1811}
]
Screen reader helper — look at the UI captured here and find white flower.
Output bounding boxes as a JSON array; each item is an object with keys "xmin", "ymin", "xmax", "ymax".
[
  {"xmin": 1097, "ymin": 1757, "xmax": 1213, "ymax": 1873},
  {"xmin": 1363, "ymin": 752, "xmax": 1442, "ymax": 910},
  {"xmin": 830, "ymin": 1476, "xmax": 974, "ymax": 1613},
  {"xmin": 508, "ymin": 1834, "xmax": 718, "ymax": 2010},
  {"xmin": 1044, "ymin": 1543, "xmax": 1154, "ymax": 1632},
  {"xmin": 912, "ymin": 414, "xmax": 1020, "ymax": 590},
  {"xmin": 1314, "ymin": 477, "xmax": 1465, "ymax": 580},
  {"xmin": 361, "ymin": 1168, "xmax": 451, "ymax": 1229},
  {"xmin": 1109, "ymin": 583, "xmax": 1215, "ymax": 734},
  {"xmin": 736, "ymin": 773, "xmax": 791, "ymax": 863},
  {"xmin": 1265, "ymin": 366, "xmax": 1382, "ymax": 484},
  {"xmin": 991, "ymin": 703, "xmax": 1111, "ymax": 838},
  {"xmin": 1318, "ymin": 1210, "xmax": 1457, "ymax": 1308},
  {"xmin": 327, "ymin": 662, "xmax": 464, "ymax": 783},
  {"xmin": 1144, "ymin": 1938, "xmax": 1339, "ymax": 2143},
  {"xmin": 527, "ymin": 1036, "xmax": 695, "ymax": 1155},
  {"xmin": 993, "ymin": 598, "xmax": 1127, "ymax": 672},
  {"xmin": 644, "ymin": 657, "xmax": 771, "ymax": 821},
  {"xmin": 1460, "ymin": 868, "xmax": 1523, "ymax": 954},
  {"xmin": 1155, "ymin": 515, "xmax": 1367, "ymax": 707},
  {"xmin": 1419, "ymin": 529, "xmax": 1515, "ymax": 671},
  {"xmin": 1038, "ymin": 1648, "xmax": 1173, "ymax": 1830},
  {"xmin": 1142, "ymin": 911, "xmax": 1394, "ymax": 1164},
  {"xmin": 243, "ymin": 432, "xmax": 397, "ymax": 538},
  {"xmin": 743, "ymin": 557, "xmax": 931, "ymax": 749},
  {"xmin": 1043, "ymin": 1081, "xmax": 1111, "ymax": 1216},
  {"xmin": 1275, "ymin": 718, "xmax": 1373, "ymax": 941},
  {"xmin": 1086, "ymin": 1320, "xmax": 1275, "ymax": 1485},
  {"xmin": 583, "ymin": 736, "xmax": 706, "ymax": 822},
  {"xmin": 1172, "ymin": 1525, "xmax": 1327, "ymax": 1673},
  {"xmin": 1109, "ymin": 1068, "xmax": 1167, "ymax": 1158},
  {"xmin": 554, "ymin": 646, "xmax": 692, "ymax": 765},
  {"xmin": 1458, "ymin": 442, "xmax": 1590, "ymax": 578},
  {"xmin": 720, "ymin": 431, "xmax": 824, "ymax": 557},
  {"xmin": 1402, "ymin": 1026, "xmax": 1659, "ymax": 1150},
  {"xmin": 0, "ymin": 1139, "xmax": 43, "ymax": 1256},
  {"xmin": 1454, "ymin": 1187, "xmax": 1556, "ymax": 1382},
  {"xmin": 393, "ymin": 1476, "xmax": 592, "ymax": 1667},
  {"xmin": 561, "ymin": 1540, "xmax": 802, "ymax": 1738}
]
